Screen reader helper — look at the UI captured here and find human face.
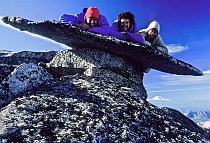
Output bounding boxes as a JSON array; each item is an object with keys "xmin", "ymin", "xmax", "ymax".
[
  {"xmin": 120, "ymin": 19, "xmax": 130, "ymax": 32},
  {"xmin": 147, "ymin": 28, "xmax": 158, "ymax": 37},
  {"xmin": 146, "ymin": 28, "xmax": 158, "ymax": 43},
  {"xmin": 86, "ymin": 17, "xmax": 98, "ymax": 28}
]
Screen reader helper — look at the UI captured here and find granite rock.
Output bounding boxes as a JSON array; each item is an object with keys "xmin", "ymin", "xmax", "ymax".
[
  {"xmin": 0, "ymin": 48, "xmax": 209, "ymax": 142},
  {"xmin": 0, "ymin": 17, "xmax": 209, "ymax": 142}
]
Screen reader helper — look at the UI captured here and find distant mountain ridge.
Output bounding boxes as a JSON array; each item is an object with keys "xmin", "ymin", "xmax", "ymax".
[
  {"xmin": 149, "ymin": 98, "xmax": 210, "ymax": 124},
  {"xmin": 182, "ymin": 108, "xmax": 210, "ymax": 130},
  {"xmin": 184, "ymin": 109, "xmax": 210, "ymax": 123}
]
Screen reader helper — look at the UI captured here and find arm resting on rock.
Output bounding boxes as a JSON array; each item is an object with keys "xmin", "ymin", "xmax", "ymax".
[
  {"xmin": 125, "ymin": 32, "xmax": 145, "ymax": 43},
  {"xmin": 88, "ymin": 15, "xmax": 110, "ymax": 36},
  {"xmin": 59, "ymin": 13, "xmax": 84, "ymax": 25}
]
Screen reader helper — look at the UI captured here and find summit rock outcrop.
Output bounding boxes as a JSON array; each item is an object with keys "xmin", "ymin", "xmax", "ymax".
[
  {"xmin": 0, "ymin": 16, "xmax": 209, "ymax": 142},
  {"xmin": 0, "ymin": 48, "xmax": 209, "ymax": 142}
]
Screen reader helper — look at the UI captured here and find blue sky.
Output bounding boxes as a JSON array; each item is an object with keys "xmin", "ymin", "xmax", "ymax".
[{"xmin": 1, "ymin": 0, "xmax": 210, "ymax": 107}]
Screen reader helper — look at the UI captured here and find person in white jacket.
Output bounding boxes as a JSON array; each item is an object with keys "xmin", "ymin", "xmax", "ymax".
[{"xmin": 139, "ymin": 21, "xmax": 168, "ymax": 54}]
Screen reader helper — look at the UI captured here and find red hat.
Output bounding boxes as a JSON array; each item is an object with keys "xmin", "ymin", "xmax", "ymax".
[{"xmin": 85, "ymin": 7, "xmax": 99, "ymax": 19}]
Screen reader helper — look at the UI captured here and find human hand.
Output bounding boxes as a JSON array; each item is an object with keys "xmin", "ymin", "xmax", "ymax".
[
  {"xmin": 144, "ymin": 41, "xmax": 151, "ymax": 46},
  {"xmin": 76, "ymin": 23, "xmax": 90, "ymax": 30}
]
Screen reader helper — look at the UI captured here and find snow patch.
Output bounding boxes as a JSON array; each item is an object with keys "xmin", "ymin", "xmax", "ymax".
[
  {"xmin": 198, "ymin": 121, "xmax": 210, "ymax": 129},
  {"xmin": 148, "ymin": 96, "xmax": 170, "ymax": 101}
]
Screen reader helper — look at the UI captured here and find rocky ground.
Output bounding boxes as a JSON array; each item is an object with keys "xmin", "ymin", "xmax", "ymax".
[
  {"xmin": 0, "ymin": 78, "xmax": 210, "ymax": 142},
  {"xmin": 0, "ymin": 50, "xmax": 209, "ymax": 142},
  {"xmin": 0, "ymin": 16, "xmax": 208, "ymax": 142}
]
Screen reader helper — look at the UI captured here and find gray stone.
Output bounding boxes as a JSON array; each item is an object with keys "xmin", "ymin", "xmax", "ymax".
[
  {"xmin": 0, "ymin": 48, "xmax": 209, "ymax": 142},
  {"xmin": 0, "ymin": 17, "xmax": 209, "ymax": 142},
  {"xmin": 0, "ymin": 63, "xmax": 53, "ymax": 108},
  {"xmin": 43, "ymin": 49, "xmax": 147, "ymax": 100}
]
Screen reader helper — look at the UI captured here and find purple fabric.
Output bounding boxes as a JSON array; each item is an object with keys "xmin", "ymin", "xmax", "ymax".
[
  {"xmin": 59, "ymin": 10, "xmax": 110, "ymax": 35},
  {"xmin": 110, "ymin": 21, "xmax": 144, "ymax": 43},
  {"xmin": 109, "ymin": 22, "xmax": 127, "ymax": 40},
  {"xmin": 59, "ymin": 13, "xmax": 85, "ymax": 25},
  {"xmin": 126, "ymin": 32, "xmax": 144, "ymax": 43}
]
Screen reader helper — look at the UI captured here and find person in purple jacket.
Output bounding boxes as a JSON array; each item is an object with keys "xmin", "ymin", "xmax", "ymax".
[
  {"xmin": 110, "ymin": 11, "xmax": 144, "ymax": 43},
  {"xmin": 59, "ymin": 6, "xmax": 110, "ymax": 36}
]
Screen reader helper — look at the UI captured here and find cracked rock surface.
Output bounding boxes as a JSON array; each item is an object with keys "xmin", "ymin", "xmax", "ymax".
[
  {"xmin": 0, "ymin": 17, "xmax": 208, "ymax": 141},
  {"xmin": 0, "ymin": 49, "xmax": 209, "ymax": 142}
]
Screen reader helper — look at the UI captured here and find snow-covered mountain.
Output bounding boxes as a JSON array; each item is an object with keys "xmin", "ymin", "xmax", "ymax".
[
  {"xmin": 198, "ymin": 121, "xmax": 210, "ymax": 129},
  {"xmin": 149, "ymin": 99, "xmax": 210, "ymax": 129},
  {"xmin": 182, "ymin": 108, "xmax": 210, "ymax": 130},
  {"xmin": 148, "ymin": 96, "xmax": 170, "ymax": 101},
  {"xmin": 184, "ymin": 109, "xmax": 210, "ymax": 122}
]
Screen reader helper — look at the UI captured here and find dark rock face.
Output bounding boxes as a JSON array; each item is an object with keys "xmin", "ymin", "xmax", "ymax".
[
  {"xmin": 0, "ymin": 48, "xmax": 147, "ymax": 107},
  {"xmin": 0, "ymin": 49, "xmax": 209, "ymax": 143},
  {"xmin": 0, "ymin": 90, "xmax": 209, "ymax": 142},
  {"xmin": 44, "ymin": 49, "xmax": 147, "ymax": 99},
  {"xmin": 0, "ymin": 50, "xmax": 56, "ymax": 82},
  {"xmin": 0, "ymin": 50, "xmax": 56, "ymax": 108}
]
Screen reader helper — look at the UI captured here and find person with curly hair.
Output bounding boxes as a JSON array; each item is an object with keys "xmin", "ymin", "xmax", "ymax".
[{"xmin": 110, "ymin": 11, "xmax": 144, "ymax": 43}]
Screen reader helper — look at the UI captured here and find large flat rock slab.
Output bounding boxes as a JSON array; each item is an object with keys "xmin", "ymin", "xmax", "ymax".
[{"xmin": 1, "ymin": 16, "xmax": 203, "ymax": 76}]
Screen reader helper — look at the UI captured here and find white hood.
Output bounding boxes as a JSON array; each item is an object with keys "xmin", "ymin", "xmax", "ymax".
[{"xmin": 147, "ymin": 21, "xmax": 160, "ymax": 33}]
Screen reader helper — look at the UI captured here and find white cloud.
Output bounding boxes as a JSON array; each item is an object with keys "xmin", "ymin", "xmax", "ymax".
[
  {"xmin": 146, "ymin": 69, "xmax": 210, "ymax": 94},
  {"xmin": 166, "ymin": 44, "xmax": 188, "ymax": 54},
  {"xmin": 0, "ymin": 16, "xmax": 70, "ymax": 50},
  {"xmin": 159, "ymin": 69, "xmax": 210, "ymax": 86},
  {"xmin": 147, "ymin": 96, "xmax": 170, "ymax": 100},
  {"xmin": 203, "ymin": 70, "xmax": 210, "ymax": 74},
  {"xmin": 148, "ymin": 86, "xmax": 210, "ymax": 93},
  {"xmin": 189, "ymin": 38, "xmax": 210, "ymax": 47},
  {"xmin": 59, "ymin": 44, "xmax": 72, "ymax": 49}
]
